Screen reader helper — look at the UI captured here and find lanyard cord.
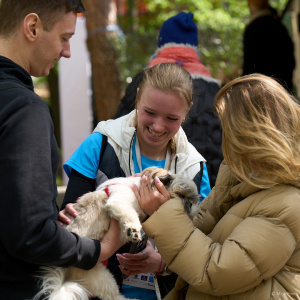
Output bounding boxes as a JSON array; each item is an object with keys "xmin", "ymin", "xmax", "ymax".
[
  {"xmin": 128, "ymin": 129, "xmax": 178, "ymax": 175},
  {"xmin": 174, "ymin": 156, "xmax": 178, "ymax": 174},
  {"xmin": 128, "ymin": 129, "xmax": 136, "ymax": 176}
]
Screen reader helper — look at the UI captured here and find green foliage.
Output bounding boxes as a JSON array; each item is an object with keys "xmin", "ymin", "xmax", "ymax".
[{"xmin": 114, "ymin": 0, "xmax": 290, "ymax": 87}]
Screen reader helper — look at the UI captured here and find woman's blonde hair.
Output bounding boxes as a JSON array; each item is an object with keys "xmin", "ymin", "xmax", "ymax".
[
  {"xmin": 214, "ymin": 73, "xmax": 300, "ymax": 188},
  {"xmin": 135, "ymin": 63, "xmax": 193, "ymax": 153}
]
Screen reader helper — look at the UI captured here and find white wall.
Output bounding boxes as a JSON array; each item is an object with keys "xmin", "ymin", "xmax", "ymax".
[{"xmin": 59, "ymin": 17, "xmax": 93, "ymax": 185}]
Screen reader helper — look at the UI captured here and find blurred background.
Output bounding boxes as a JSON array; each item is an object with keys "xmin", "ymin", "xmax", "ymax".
[{"xmin": 29, "ymin": 0, "xmax": 299, "ymax": 185}]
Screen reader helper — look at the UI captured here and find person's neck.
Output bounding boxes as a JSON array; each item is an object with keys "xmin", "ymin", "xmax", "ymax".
[
  {"xmin": 139, "ymin": 142, "xmax": 168, "ymax": 161},
  {"xmin": 0, "ymin": 36, "xmax": 29, "ymax": 72}
]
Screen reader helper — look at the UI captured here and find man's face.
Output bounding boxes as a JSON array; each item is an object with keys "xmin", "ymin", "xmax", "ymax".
[{"xmin": 30, "ymin": 12, "xmax": 77, "ymax": 77}]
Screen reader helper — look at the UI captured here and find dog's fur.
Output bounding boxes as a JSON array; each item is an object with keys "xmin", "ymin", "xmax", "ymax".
[{"xmin": 34, "ymin": 167, "xmax": 200, "ymax": 300}]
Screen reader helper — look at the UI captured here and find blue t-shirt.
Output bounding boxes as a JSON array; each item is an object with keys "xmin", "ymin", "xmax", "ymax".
[
  {"xmin": 64, "ymin": 132, "xmax": 211, "ymax": 201},
  {"xmin": 64, "ymin": 132, "xmax": 211, "ymax": 299}
]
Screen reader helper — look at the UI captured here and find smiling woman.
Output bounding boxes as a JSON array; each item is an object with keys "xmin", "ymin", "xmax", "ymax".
[
  {"xmin": 135, "ymin": 63, "xmax": 192, "ymax": 160},
  {"xmin": 58, "ymin": 63, "xmax": 211, "ymax": 299}
]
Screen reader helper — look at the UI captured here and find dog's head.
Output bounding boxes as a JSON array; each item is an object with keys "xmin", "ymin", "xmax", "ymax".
[{"xmin": 141, "ymin": 167, "xmax": 200, "ymax": 219}]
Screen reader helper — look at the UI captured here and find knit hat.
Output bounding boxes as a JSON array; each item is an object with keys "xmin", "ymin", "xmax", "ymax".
[{"xmin": 157, "ymin": 12, "xmax": 198, "ymax": 47}]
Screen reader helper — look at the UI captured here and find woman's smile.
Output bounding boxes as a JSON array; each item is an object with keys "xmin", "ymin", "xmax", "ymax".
[
  {"xmin": 136, "ymin": 86, "xmax": 188, "ymax": 159},
  {"xmin": 147, "ymin": 127, "xmax": 166, "ymax": 138}
]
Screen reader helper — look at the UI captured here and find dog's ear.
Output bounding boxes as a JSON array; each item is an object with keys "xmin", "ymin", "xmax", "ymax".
[
  {"xmin": 170, "ymin": 176, "xmax": 200, "ymax": 218},
  {"xmin": 152, "ymin": 172, "xmax": 174, "ymax": 188}
]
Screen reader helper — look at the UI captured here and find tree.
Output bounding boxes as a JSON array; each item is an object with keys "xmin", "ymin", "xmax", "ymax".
[{"xmin": 82, "ymin": 0, "xmax": 122, "ymax": 122}]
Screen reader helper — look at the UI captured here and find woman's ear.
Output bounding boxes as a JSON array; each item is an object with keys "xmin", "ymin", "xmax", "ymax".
[{"xmin": 23, "ymin": 13, "xmax": 41, "ymax": 42}]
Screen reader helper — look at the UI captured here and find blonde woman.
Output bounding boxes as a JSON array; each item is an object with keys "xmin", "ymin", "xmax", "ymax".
[
  {"xmin": 59, "ymin": 63, "xmax": 211, "ymax": 299},
  {"xmin": 139, "ymin": 74, "xmax": 300, "ymax": 299}
]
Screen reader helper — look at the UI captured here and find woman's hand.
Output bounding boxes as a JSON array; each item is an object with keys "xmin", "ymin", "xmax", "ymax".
[
  {"xmin": 98, "ymin": 218, "xmax": 124, "ymax": 262},
  {"xmin": 57, "ymin": 203, "xmax": 78, "ymax": 226},
  {"xmin": 117, "ymin": 240, "xmax": 164, "ymax": 276},
  {"xmin": 133, "ymin": 174, "xmax": 170, "ymax": 216}
]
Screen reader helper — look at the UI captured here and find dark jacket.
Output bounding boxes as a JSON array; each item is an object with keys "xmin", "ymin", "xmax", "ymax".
[
  {"xmin": 0, "ymin": 56, "xmax": 100, "ymax": 299},
  {"xmin": 243, "ymin": 8, "xmax": 295, "ymax": 92},
  {"xmin": 114, "ymin": 72, "xmax": 223, "ymax": 188}
]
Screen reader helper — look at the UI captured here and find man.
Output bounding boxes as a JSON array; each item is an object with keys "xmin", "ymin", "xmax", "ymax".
[
  {"xmin": 243, "ymin": 0, "xmax": 295, "ymax": 92},
  {"xmin": 0, "ymin": 1, "xmax": 122, "ymax": 299}
]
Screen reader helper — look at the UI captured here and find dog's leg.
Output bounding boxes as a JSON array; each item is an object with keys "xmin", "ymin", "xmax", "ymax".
[
  {"xmin": 66, "ymin": 190, "xmax": 110, "ymax": 240},
  {"xmin": 103, "ymin": 187, "xmax": 143, "ymax": 243}
]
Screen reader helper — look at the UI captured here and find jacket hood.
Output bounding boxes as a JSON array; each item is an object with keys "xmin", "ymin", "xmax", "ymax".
[
  {"xmin": 0, "ymin": 56, "xmax": 33, "ymax": 91},
  {"xmin": 211, "ymin": 161, "xmax": 300, "ymax": 220},
  {"xmin": 93, "ymin": 110, "xmax": 205, "ymax": 176}
]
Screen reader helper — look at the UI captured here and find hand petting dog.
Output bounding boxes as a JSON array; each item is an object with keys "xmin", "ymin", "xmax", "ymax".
[{"xmin": 133, "ymin": 174, "xmax": 171, "ymax": 216}]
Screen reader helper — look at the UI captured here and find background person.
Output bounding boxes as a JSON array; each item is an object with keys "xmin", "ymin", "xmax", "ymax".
[
  {"xmin": 243, "ymin": 0, "xmax": 295, "ymax": 92},
  {"xmin": 59, "ymin": 63, "xmax": 211, "ymax": 299},
  {"xmin": 0, "ymin": 1, "xmax": 123, "ymax": 299},
  {"xmin": 114, "ymin": 12, "xmax": 223, "ymax": 188},
  {"xmin": 137, "ymin": 73, "xmax": 300, "ymax": 299}
]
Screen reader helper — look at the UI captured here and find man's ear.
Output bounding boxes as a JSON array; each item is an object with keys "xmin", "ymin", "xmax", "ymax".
[{"xmin": 23, "ymin": 13, "xmax": 42, "ymax": 42}]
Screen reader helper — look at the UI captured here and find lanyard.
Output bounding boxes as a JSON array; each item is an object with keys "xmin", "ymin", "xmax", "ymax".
[{"xmin": 134, "ymin": 133, "xmax": 172, "ymax": 174}]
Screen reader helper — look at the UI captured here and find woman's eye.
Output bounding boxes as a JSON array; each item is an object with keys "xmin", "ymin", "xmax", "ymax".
[
  {"xmin": 145, "ymin": 110, "xmax": 154, "ymax": 115},
  {"xmin": 168, "ymin": 117, "xmax": 179, "ymax": 121}
]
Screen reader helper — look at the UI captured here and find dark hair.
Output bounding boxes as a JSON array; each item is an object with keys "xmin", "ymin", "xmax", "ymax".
[{"xmin": 0, "ymin": 0, "xmax": 85, "ymax": 36}]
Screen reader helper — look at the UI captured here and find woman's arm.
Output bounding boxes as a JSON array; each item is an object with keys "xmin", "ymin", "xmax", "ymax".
[{"xmin": 61, "ymin": 169, "xmax": 95, "ymax": 209}]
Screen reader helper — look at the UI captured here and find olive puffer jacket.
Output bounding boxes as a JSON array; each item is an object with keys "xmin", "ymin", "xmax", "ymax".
[{"xmin": 143, "ymin": 161, "xmax": 300, "ymax": 299}]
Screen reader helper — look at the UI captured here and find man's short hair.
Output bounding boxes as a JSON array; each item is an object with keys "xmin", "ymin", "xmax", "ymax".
[{"xmin": 0, "ymin": 0, "xmax": 85, "ymax": 36}]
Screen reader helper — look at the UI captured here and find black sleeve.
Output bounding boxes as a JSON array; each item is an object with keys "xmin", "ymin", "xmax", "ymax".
[
  {"xmin": 61, "ymin": 169, "xmax": 96, "ymax": 210},
  {"xmin": 0, "ymin": 97, "xmax": 100, "ymax": 270}
]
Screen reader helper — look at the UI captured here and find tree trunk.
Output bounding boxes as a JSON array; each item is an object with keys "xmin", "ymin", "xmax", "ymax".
[{"xmin": 82, "ymin": 0, "xmax": 122, "ymax": 122}]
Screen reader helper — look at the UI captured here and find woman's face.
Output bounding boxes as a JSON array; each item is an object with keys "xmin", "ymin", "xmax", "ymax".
[{"xmin": 136, "ymin": 86, "xmax": 188, "ymax": 154}]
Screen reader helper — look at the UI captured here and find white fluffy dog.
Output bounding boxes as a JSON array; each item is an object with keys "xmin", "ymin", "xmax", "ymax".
[{"xmin": 33, "ymin": 167, "xmax": 200, "ymax": 300}]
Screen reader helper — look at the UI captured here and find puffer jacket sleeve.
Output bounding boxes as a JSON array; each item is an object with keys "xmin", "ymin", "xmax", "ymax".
[
  {"xmin": 194, "ymin": 160, "xmax": 240, "ymax": 234},
  {"xmin": 142, "ymin": 187, "xmax": 300, "ymax": 296}
]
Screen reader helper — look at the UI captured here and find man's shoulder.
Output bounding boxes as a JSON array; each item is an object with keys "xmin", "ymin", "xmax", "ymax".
[{"xmin": 0, "ymin": 82, "xmax": 47, "ymax": 108}]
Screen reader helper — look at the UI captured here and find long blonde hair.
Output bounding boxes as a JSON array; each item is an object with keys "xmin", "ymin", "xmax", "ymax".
[
  {"xmin": 135, "ymin": 63, "xmax": 193, "ymax": 153},
  {"xmin": 214, "ymin": 73, "xmax": 300, "ymax": 188}
]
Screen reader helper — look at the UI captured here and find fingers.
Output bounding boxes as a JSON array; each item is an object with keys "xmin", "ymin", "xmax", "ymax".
[
  {"xmin": 154, "ymin": 176, "xmax": 170, "ymax": 200},
  {"xmin": 117, "ymin": 252, "xmax": 147, "ymax": 276},
  {"xmin": 57, "ymin": 209, "xmax": 71, "ymax": 225},
  {"xmin": 65, "ymin": 203, "xmax": 78, "ymax": 217},
  {"xmin": 57, "ymin": 203, "xmax": 78, "ymax": 225},
  {"xmin": 138, "ymin": 174, "xmax": 170, "ymax": 215},
  {"xmin": 117, "ymin": 242, "xmax": 161, "ymax": 275},
  {"xmin": 57, "ymin": 219, "xmax": 64, "ymax": 227}
]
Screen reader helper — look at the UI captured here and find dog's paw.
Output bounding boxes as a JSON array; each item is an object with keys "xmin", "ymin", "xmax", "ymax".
[{"xmin": 124, "ymin": 224, "xmax": 142, "ymax": 242}]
